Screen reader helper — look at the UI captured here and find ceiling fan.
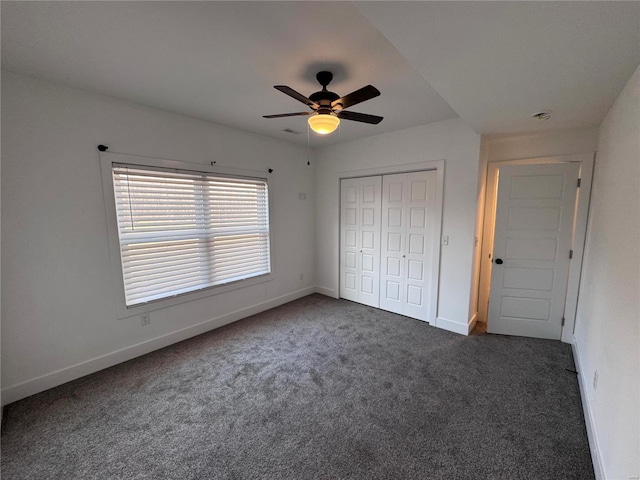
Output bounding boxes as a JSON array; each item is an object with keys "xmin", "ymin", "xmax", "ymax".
[{"xmin": 264, "ymin": 71, "xmax": 383, "ymax": 135}]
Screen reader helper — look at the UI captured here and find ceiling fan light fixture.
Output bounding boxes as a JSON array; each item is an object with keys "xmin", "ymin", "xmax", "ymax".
[{"xmin": 308, "ymin": 113, "xmax": 340, "ymax": 135}]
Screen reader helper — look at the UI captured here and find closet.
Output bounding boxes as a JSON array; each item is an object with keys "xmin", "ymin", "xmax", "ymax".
[{"xmin": 340, "ymin": 170, "xmax": 437, "ymax": 322}]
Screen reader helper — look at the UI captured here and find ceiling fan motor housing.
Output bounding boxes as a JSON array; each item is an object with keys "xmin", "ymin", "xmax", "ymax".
[
  {"xmin": 310, "ymin": 71, "xmax": 341, "ymax": 112},
  {"xmin": 316, "ymin": 71, "xmax": 333, "ymax": 87},
  {"xmin": 264, "ymin": 69, "xmax": 382, "ymax": 125}
]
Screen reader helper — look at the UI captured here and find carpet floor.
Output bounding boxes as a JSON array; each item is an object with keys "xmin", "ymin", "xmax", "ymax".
[{"xmin": 1, "ymin": 294, "xmax": 594, "ymax": 479}]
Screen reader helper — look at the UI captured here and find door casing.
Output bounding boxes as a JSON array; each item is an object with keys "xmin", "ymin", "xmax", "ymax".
[{"xmin": 478, "ymin": 153, "xmax": 594, "ymax": 343}]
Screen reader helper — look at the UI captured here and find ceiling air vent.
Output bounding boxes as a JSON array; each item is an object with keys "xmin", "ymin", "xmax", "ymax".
[{"xmin": 531, "ymin": 111, "xmax": 551, "ymax": 121}]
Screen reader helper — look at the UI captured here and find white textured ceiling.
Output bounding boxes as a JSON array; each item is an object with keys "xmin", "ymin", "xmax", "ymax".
[
  {"xmin": 2, "ymin": 1, "xmax": 639, "ymax": 146},
  {"xmin": 1, "ymin": 1, "xmax": 457, "ymax": 147},
  {"xmin": 358, "ymin": 1, "xmax": 640, "ymax": 135}
]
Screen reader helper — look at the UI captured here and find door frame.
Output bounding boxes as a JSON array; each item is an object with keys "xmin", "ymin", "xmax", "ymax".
[
  {"xmin": 478, "ymin": 153, "xmax": 594, "ymax": 343},
  {"xmin": 337, "ymin": 160, "xmax": 444, "ymax": 325}
]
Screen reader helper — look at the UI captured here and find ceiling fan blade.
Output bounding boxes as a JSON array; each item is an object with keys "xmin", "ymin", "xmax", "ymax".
[
  {"xmin": 263, "ymin": 112, "xmax": 313, "ymax": 119},
  {"xmin": 274, "ymin": 86, "xmax": 319, "ymax": 109},
  {"xmin": 332, "ymin": 85, "xmax": 380, "ymax": 110},
  {"xmin": 336, "ymin": 110, "xmax": 383, "ymax": 124}
]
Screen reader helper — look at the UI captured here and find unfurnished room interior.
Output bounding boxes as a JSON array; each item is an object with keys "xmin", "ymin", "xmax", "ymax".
[{"xmin": 0, "ymin": 2, "xmax": 638, "ymax": 479}]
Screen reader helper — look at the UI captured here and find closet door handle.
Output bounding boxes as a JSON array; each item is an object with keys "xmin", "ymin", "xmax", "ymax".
[{"xmin": 402, "ymin": 254, "xmax": 406, "ymax": 258}]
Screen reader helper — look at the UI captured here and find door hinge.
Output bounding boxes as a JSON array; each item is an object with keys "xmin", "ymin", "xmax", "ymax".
[
  {"xmin": 562, "ymin": 317, "xmax": 566, "ymax": 326},
  {"xmin": 577, "ymin": 178, "xmax": 581, "ymax": 188},
  {"xmin": 569, "ymin": 250, "xmax": 574, "ymax": 259}
]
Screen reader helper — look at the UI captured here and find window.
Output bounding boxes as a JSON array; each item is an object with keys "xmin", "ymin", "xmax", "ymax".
[{"xmin": 111, "ymin": 163, "xmax": 270, "ymax": 307}]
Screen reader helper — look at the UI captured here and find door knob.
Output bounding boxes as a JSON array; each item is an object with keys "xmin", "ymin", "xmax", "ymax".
[
  {"xmin": 494, "ymin": 258, "xmax": 503, "ymax": 264},
  {"xmin": 402, "ymin": 254, "xmax": 406, "ymax": 258}
]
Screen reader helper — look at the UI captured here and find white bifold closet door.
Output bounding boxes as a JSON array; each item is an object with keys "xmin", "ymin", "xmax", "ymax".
[
  {"xmin": 379, "ymin": 171, "xmax": 437, "ymax": 321},
  {"xmin": 340, "ymin": 176, "xmax": 382, "ymax": 307},
  {"xmin": 340, "ymin": 171, "xmax": 437, "ymax": 322}
]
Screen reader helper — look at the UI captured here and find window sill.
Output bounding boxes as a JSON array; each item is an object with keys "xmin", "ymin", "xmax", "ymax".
[{"xmin": 115, "ymin": 272, "xmax": 273, "ymax": 320}]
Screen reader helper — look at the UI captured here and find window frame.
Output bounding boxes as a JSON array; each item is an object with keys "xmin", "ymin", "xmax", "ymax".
[{"xmin": 100, "ymin": 152, "xmax": 274, "ymax": 319}]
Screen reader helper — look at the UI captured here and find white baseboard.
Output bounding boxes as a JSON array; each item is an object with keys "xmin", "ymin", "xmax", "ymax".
[
  {"xmin": 1, "ymin": 287, "xmax": 316, "ymax": 406},
  {"xmin": 315, "ymin": 285, "xmax": 337, "ymax": 298},
  {"xmin": 435, "ymin": 316, "xmax": 470, "ymax": 335},
  {"xmin": 571, "ymin": 338, "xmax": 605, "ymax": 480}
]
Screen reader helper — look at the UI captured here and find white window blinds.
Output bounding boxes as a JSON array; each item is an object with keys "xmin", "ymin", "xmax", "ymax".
[{"xmin": 112, "ymin": 164, "xmax": 271, "ymax": 307}]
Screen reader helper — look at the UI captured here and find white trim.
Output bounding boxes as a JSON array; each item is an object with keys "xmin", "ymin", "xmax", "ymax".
[
  {"xmin": 334, "ymin": 159, "xmax": 445, "ymax": 326},
  {"xmin": 336, "ymin": 159, "xmax": 444, "ymax": 180},
  {"xmin": 435, "ymin": 316, "xmax": 470, "ymax": 336},
  {"xmin": 99, "ymin": 151, "xmax": 275, "ymax": 319},
  {"xmin": 572, "ymin": 338, "xmax": 605, "ymax": 480},
  {"xmin": 1, "ymin": 287, "xmax": 315, "ymax": 405},
  {"xmin": 477, "ymin": 153, "xmax": 594, "ymax": 342},
  {"xmin": 315, "ymin": 285, "xmax": 337, "ymax": 298},
  {"xmin": 468, "ymin": 312, "xmax": 478, "ymax": 334},
  {"xmin": 562, "ymin": 155, "xmax": 594, "ymax": 343}
]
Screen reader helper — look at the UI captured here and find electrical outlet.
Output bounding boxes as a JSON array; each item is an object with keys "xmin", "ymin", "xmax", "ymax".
[
  {"xmin": 141, "ymin": 313, "xmax": 150, "ymax": 326},
  {"xmin": 593, "ymin": 370, "xmax": 598, "ymax": 390}
]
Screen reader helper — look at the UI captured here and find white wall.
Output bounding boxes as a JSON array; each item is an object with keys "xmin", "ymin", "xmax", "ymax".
[
  {"xmin": 573, "ymin": 65, "xmax": 640, "ymax": 480},
  {"xmin": 0, "ymin": 83, "xmax": 2, "ymax": 413},
  {"xmin": 1, "ymin": 71, "xmax": 316, "ymax": 403},
  {"xmin": 314, "ymin": 118, "xmax": 482, "ymax": 332},
  {"xmin": 483, "ymin": 126, "xmax": 600, "ymax": 163}
]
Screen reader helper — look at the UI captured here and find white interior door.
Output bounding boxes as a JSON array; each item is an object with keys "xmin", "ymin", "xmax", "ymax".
[
  {"xmin": 340, "ymin": 176, "xmax": 382, "ymax": 307},
  {"xmin": 487, "ymin": 163, "xmax": 580, "ymax": 339},
  {"xmin": 380, "ymin": 171, "xmax": 437, "ymax": 322}
]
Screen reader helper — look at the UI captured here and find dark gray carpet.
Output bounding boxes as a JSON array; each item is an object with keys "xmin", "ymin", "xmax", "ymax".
[{"xmin": 1, "ymin": 294, "xmax": 594, "ymax": 479}]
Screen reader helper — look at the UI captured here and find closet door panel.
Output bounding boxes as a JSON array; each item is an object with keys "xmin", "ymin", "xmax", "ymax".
[
  {"xmin": 402, "ymin": 171, "xmax": 437, "ymax": 321},
  {"xmin": 340, "ymin": 179, "xmax": 360, "ymax": 303},
  {"xmin": 380, "ymin": 171, "xmax": 437, "ymax": 321},
  {"xmin": 358, "ymin": 177, "xmax": 382, "ymax": 307},
  {"xmin": 340, "ymin": 176, "xmax": 381, "ymax": 307},
  {"xmin": 380, "ymin": 173, "xmax": 407, "ymax": 314}
]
